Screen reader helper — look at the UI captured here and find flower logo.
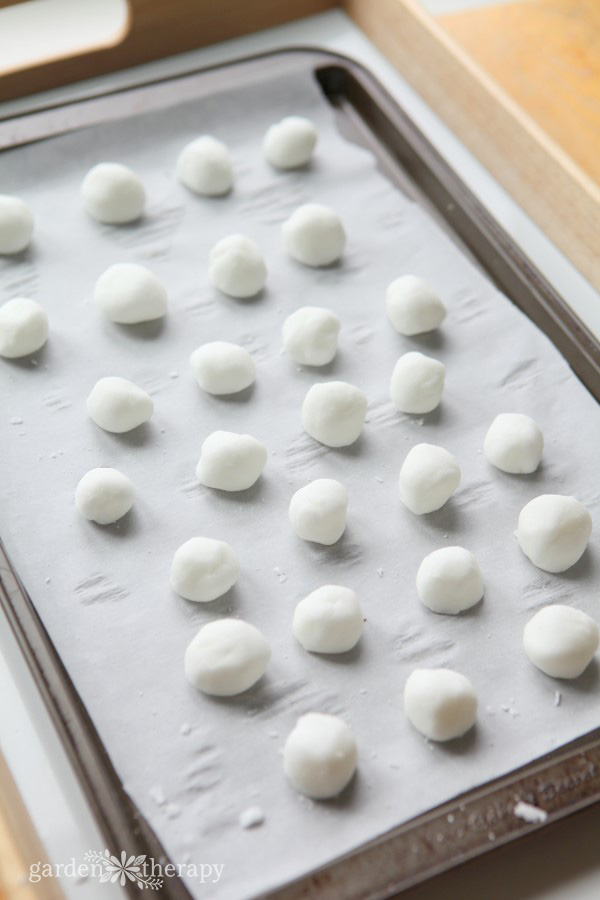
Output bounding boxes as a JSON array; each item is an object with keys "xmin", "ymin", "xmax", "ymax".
[{"xmin": 84, "ymin": 850, "xmax": 162, "ymax": 890}]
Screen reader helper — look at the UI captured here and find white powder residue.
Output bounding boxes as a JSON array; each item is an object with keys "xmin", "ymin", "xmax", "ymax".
[
  {"xmin": 239, "ymin": 806, "xmax": 265, "ymax": 829},
  {"xmin": 149, "ymin": 786, "xmax": 166, "ymax": 807},
  {"xmin": 514, "ymin": 801, "xmax": 548, "ymax": 824}
]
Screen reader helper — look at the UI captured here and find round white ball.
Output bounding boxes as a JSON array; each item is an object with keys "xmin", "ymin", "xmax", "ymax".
[
  {"xmin": 416, "ymin": 547, "xmax": 483, "ymax": 615},
  {"xmin": 386, "ymin": 275, "xmax": 446, "ymax": 336},
  {"xmin": 404, "ymin": 668, "xmax": 477, "ymax": 742},
  {"xmin": 282, "ymin": 306, "xmax": 341, "ymax": 366},
  {"xmin": 86, "ymin": 376, "xmax": 153, "ymax": 433},
  {"xmin": 523, "ymin": 605, "xmax": 599, "ymax": 679},
  {"xmin": 209, "ymin": 234, "xmax": 267, "ymax": 298},
  {"xmin": 184, "ymin": 618, "xmax": 271, "ymax": 696},
  {"xmin": 81, "ymin": 162, "xmax": 146, "ymax": 224},
  {"xmin": 289, "ymin": 478, "xmax": 348, "ymax": 546},
  {"xmin": 293, "ymin": 585, "xmax": 363, "ymax": 653},
  {"xmin": 196, "ymin": 431, "xmax": 267, "ymax": 492},
  {"xmin": 177, "ymin": 135, "xmax": 233, "ymax": 196},
  {"xmin": 517, "ymin": 494, "xmax": 592, "ymax": 573},
  {"xmin": 0, "ymin": 195, "xmax": 34, "ymax": 254},
  {"xmin": 190, "ymin": 341, "xmax": 255, "ymax": 395},
  {"xmin": 302, "ymin": 381, "xmax": 367, "ymax": 447},
  {"xmin": 75, "ymin": 467, "xmax": 135, "ymax": 525},
  {"xmin": 282, "ymin": 203, "xmax": 346, "ymax": 267},
  {"xmin": 171, "ymin": 537, "xmax": 240, "ymax": 603},
  {"xmin": 484, "ymin": 413, "xmax": 543, "ymax": 474},
  {"xmin": 0, "ymin": 298, "xmax": 48, "ymax": 359},
  {"xmin": 399, "ymin": 443, "xmax": 461, "ymax": 515},
  {"xmin": 283, "ymin": 713, "xmax": 357, "ymax": 799},
  {"xmin": 263, "ymin": 116, "xmax": 317, "ymax": 169},
  {"xmin": 94, "ymin": 263, "xmax": 167, "ymax": 324},
  {"xmin": 390, "ymin": 351, "xmax": 445, "ymax": 414}
]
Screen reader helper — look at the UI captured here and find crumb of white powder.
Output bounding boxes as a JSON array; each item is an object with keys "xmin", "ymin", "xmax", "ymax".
[
  {"xmin": 239, "ymin": 806, "xmax": 265, "ymax": 829},
  {"xmin": 514, "ymin": 801, "xmax": 548, "ymax": 824}
]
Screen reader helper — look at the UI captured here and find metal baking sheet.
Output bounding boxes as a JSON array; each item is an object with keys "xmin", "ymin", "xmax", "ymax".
[{"xmin": 1, "ymin": 51, "xmax": 599, "ymax": 899}]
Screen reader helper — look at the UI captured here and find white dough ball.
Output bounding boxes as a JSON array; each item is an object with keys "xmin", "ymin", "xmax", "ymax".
[
  {"xmin": 289, "ymin": 479, "xmax": 348, "ymax": 546},
  {"xmin": 196, "ymin": 431, "xmax": 267, "ymax": 492},
  {"xmin": 81, "ymin": 162, "xmax": 146, "ymax": 224},
  {"xmin": 184, "ymin": 619, "xmax": 271, "ymax": 696},
  {"xmin": 484, "ymin": 413, "xmax": 543, "ymax": 474},
  {"xmin": 282, "ymin": 203, "xmax": 346, "ymax": 267},
  {"xmin": 75, "ymin": 467, "xmax": 134, "ymax": 525},
  {"xmin": 404, "ymin": 668, "xmax": 477, "ymax": 741},
  {"xmin": 523, "ymin": 605, "xmax": 599, "ymax": 679},
  {"xmin": 390, "ymin": 351, "xmax": 445, "ymax": 414},
  {"xmin": 416, "ymin": 547, "xmax": 483, "ymax": 615},
  {"xmin": 0, "ymin": 195, "xmax": 34, "ymax": 254},
  {"xmin": 263, "ymin": 116, "xmax": 318, "ymax": 169},
  {"xmin": 282, "ymin": 306, "xmax": 341, "ymax": 366},
  {"xmin": 283, "ymin": 713, "xmax": 357, "ymax": 799},
  {"xmin": 386, "ymin": 275, "xmax": 446, "ymax": 336},
  {"xmin": 302, "ymin": 381, "xmax": 367, "ymax": 447},
  {"xmin": 209, "ymin": 234, "xmax": 267, "ymax": 298},
  {"xmin": 94, "ymin": 263, "xmax": 167, "ymax": 324},
  {"xmin": 177, "ymin": 135, "xmax": 233, "ymax": 196},
  {"xmin": 86, "ymin": 376, "xmax": 153, "ymax": 433},
  {"xmin": 293, "ymin": 585, "xmax": 363, "ymax": 653},
  {"xmin": 171, "ymin": 537, "xmax": 240, "ymax": 603},
  {"xmin": 190, "ymin": 341, "xmax": 255, "ymax": 395},
  {"xmin": 0, "ymin": 298, "xmax": 48, "ymax": 359},
  {"xmin": 517, "ymin": 494, "xmax": 592, "ymax": 573},
  {"xmin": 399, "ymin": 443, "xmax": 461, "ymax": 515}
]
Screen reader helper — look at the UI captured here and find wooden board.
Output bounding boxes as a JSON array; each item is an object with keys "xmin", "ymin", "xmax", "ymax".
[
  {"xmin": 0, "ymin": 750, "xmax": 63, "ymax": 900},
  {"xmin": 0, "ymin": 0, "xmax": 336, "ymax": 100},
  {"xmin": 438, "ymin": 0, "xmax": 600, "ymax": 187},
  {"xmin": 345, "ymin": 0, "xmax": 600, "ymax": 290}
]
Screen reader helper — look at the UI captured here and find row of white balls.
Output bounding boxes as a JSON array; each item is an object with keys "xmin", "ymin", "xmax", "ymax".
[
  {"xmin": 168, "ymin": 528, "xmax": 595, "ymax": 639},
  {"xmin": 185, "ymin": 600, "xmax": 599, "ymax": 700},
  {"xmin": 73, "ymin": 326, "xmax": 537, "ymax": 467},
  {"xmin": 0, "ymin": 269, "xmax": 443, "ymax": 379},
  {"xmin": 77, "ymin": 358, "xmax": 593, "ymax": 576},
  {"xmin": 0, "ymin": 211, "xmax": 343, "ymax": 357},
  {"xmin": 77, "ymin": 458, "xmax": 592, "ymax": 612},
  {"xmin": 0, "ymin": 116, "xmax": 318, "ymax": 255},
  {"xmin": 183, "ymin": 597, "xmax": 599, "ymax": 800},
  {"xmin": 80, "ymin": 117, "xmax": 318, "ymax": 224},
  {"xmin": 0, "ymin": 259, "xmax": 552, "ymax": 488}
]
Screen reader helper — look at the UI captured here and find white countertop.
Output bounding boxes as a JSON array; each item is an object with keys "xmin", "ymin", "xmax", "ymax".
[{"xmin": 1, "ymin": 8, "xmax": 599, "ymax": 900}]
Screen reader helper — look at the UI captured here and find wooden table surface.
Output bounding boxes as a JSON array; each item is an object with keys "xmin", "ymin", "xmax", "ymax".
[
  {"xmin": 0, "ymin": 749, "xmax": 63, "ymax": 900},
  {"xmin": 439, "ymin": 0, "xmax": 600, "ymax": 189}
]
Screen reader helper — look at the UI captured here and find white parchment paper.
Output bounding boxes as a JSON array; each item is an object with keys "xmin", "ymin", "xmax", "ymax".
[{"xmin": 1, "ymin": 67, "xmax": 599, "ymax": 900}]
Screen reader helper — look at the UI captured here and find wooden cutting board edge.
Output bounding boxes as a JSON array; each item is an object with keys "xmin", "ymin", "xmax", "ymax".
[
  {"xmin": 0, "ymin": 748, "xmax": 63, "ymax": 899},
  {"xmin": 345, "ymin": 0, "xmax": 600, "ymax": 291}
]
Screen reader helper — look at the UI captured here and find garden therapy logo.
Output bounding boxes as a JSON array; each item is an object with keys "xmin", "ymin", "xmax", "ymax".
[
  {"xmin": 29, "ymin": 851, "xmax": 225, "ymax": 887},
  {"xmin": 84, "ymin": 850, "xmax": 162, "ymax": 890}
]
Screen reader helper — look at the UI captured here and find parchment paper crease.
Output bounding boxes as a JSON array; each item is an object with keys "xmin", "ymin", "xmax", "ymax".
[{"xmin": 1, "ymin": 67, "xmax": 599, "ymax": 899}]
